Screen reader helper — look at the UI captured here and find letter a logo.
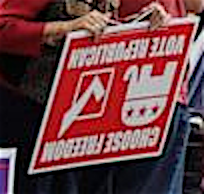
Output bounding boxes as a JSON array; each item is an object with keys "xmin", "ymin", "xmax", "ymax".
[{"xmin": 58, "ymin": 68, "xmax": 115, "ymax": 138}]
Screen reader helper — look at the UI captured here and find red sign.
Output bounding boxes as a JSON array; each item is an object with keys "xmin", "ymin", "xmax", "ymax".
[{"xmin": 29, "ymin": 18, "xmax": 198, "ymax": 174}]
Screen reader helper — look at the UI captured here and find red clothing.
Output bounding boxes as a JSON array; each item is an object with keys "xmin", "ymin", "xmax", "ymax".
[
  {"xmin": 119, "ymin": 0, "xmax": 186, "ymax": 18},
  {"xmin": 0, "ymin": 0, "xmax": 52, "ymax": 57}
]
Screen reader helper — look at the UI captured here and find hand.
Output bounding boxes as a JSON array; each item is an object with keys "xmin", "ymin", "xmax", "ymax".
[
  {"xmin": 43, "ymin": 10, "xmax": 115, "ymax": 46},
  {"xmin": 142, "ymin": 2, "xmax": 171, "ymax": 30},
  {"xmin": 74, "ymin": 10, "xmax": 112, "ymax": 35}
]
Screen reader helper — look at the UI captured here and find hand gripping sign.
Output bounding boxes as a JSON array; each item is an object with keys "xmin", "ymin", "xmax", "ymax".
[{"xmin": 29, "ymin": 17, "xmax": 198, "ymax": 174}]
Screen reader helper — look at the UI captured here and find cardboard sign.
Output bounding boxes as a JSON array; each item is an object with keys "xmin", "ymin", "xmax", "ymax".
[
  {"xmin": 0, "ymin": 148, "xmax": 17, "ymax": 194},
  {"xmin": 29, "ymin": 18, "xmax": 198, "ymax": 174}
]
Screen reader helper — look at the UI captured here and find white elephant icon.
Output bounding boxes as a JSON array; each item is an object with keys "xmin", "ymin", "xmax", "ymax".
[{"xmin": 122, "ymin": 61, "xmax": 177, "ymax": 127}]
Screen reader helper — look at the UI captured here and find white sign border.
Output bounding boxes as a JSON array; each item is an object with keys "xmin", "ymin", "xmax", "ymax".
[
  {"xmin": 0, "ymin": 148, "xmax": 17, "ymax": 194},
  {"xmin": 28, "ymin": 17, "xmax": 199, "ymax": 175}
]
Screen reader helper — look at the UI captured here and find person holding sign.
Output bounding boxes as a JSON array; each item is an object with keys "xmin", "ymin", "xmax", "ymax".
[
  {"xmin": 0, "ymin": 1, "xmax": 114, "ymax": 194},
  {"xmin": 0, "ymin": 0, "xmax": 203, "ymax": 194},
  {"xmin": 79, "ymin": 1, "xmax": 204, "ymax": 194},
  {"xmin": 115, "ymin": 1, "xmax": 204, "ymax": 194}
]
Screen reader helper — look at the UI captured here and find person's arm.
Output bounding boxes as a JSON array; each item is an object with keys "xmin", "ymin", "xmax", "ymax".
[
  {"xmin": 0, "ymin": 0, "xmax": 52, "ymax": 57},
  {"xmin": 43, "ymin": 11, "xmax": 112, "ymax": 46},
  {"xmin": 184, "ymin": 0, "xmax": 204, "ymax": 13},
  {"xmin": 0, "ymin": 0, "xmax": 112, "ymax": 57},
  {"xmin": 0, "ymin": 18, "xmax": 45, "ymax": 57}
]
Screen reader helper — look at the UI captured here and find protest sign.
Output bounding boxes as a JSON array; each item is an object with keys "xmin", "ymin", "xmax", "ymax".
[{"xmin": 29, "ymin": 18, "xmax": 198, "ymax": 174}]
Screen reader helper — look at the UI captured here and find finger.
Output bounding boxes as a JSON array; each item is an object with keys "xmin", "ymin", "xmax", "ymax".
[
  {"xmin": 148, "ymin": 2, "xmax": 162, "ymax": 11},
  {"xmin": 149, "ymin": 10, "xmax": 158, "ymax": 26},
  {"xmin": 84, "ymin": 22, "xmax": 102, "ymax": 34},
  {"xmin": 149, "ymin": 9, "xmax": 164, "ymax": 28},
  {"xmin": 108, "ymin": 19, "xmax": 121, "ymax": 25},
  {"xmin": 92, "ymin": 11, "xmax": 112, "ymax": 24},
  {"xmin": 100, "ymin": 12, "xmax": 120, "ymax": 25},
  {"xmin": 86, "ymin": 15, "xmax": 105, "ymax": 30},
  {"xmin": 144, "ymin": 2, "xmax": 167, "ymax": 18},
  {"xmin": 104, "ymin": 12, "xmax": 112, "ymax": 18},
  {"xmin": 149, "ymin": 16, "xmax": 164, "ymax": 30},
  {"xmin": 88, "ymin": 11, "xmax": 108, "ymax": 29},
  {"xmin": 151, "ymin": 3, "xmax": 169, "ymax": 19},
  {"xmin": 92, "ymin": 32, "xmax": 103, "ymax": 42},
  {"xmin": 92, "ymin": 15, "xmax": 120, "ymax": 26},
  {"xmin": 149, "ymin": 10, "xmax": 158, "ymax": 22},
  {"xmin": 150, "ymin": 21, "xmax": 163, "ymax": 31},
  {"xmin": 89, "ymin": 30, "xmax": 103, "ymax": 43},
  {"xmin": 149, "ymin": 10, "xmax": 171, "ymax": 30},
  {"xmin": 89, "ymin": 14, "xmax": 107, "ymax": 28},
  {"xmin": 124, "ymin": 13, "xmax": 140, "ymax": 22},
  {"xmin": 140, "ymin": 2, "xmax": 158, "ymax": 13},
  {"xmin": 90, "ymin": 11, "xmax": 115, "ymax": 28}
]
